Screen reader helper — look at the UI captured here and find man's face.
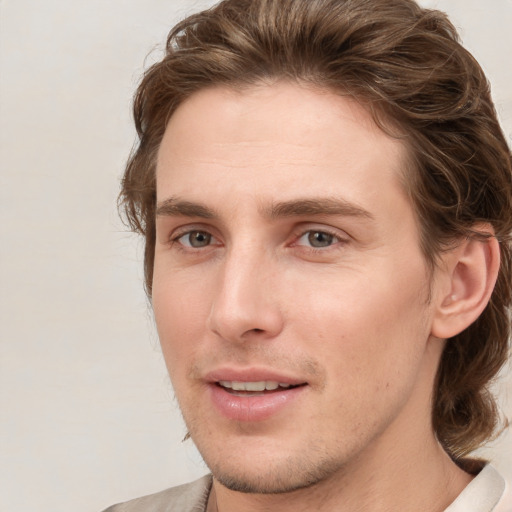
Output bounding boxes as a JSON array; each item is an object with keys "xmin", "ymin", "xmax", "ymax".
[{"xmin": 153, "ymin": 83, "xmax": 443, "ymax": 493}]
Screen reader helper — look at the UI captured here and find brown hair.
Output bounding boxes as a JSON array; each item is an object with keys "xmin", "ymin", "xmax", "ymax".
[{"xmin": 120, "ymin": 0, "xmax": 512, "ymax": 460}]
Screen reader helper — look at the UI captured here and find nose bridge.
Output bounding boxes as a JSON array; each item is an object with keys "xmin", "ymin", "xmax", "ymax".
[{"xmin": 208, "ymin": 240, "xmax": 282, "ymax": 341}]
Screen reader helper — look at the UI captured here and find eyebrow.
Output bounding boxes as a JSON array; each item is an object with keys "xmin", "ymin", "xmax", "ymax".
[
  {"xmin": 265, "ymin": 198, "xmax": 374, "ymax": 220},
  {"xmin": 156, "ymin": 198, "xmax": 216, "ymax": 219},
  {"xmin": 155, "ymin": 196, "xmax": 374, "ymax": 221}
]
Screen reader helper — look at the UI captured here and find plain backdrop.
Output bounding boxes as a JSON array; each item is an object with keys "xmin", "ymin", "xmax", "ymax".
[{"xmin": 0, "ymin": 1, "xmax": 511, "ymax": 511}]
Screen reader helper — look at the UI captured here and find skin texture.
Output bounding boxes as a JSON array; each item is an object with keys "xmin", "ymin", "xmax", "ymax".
[{"xmin": 152, "ymin": 83, "xmax": 485, "ymax": 511}]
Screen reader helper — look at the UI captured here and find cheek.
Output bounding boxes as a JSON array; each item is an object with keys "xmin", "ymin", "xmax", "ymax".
[
  {"xmin": 291, "ymin": 263, "xmax": 432, "ymax": 381},
  {"xmin": 152, "ymin": 272, "xmax": 209, "ymax": 377},
  {"xmin": 298, "ymin": 277, "xmax": 432, "ymax": 438}
]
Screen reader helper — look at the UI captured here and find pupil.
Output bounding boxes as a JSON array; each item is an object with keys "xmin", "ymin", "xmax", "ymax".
[
  {"xmin": 308, "ymin": 231, "xmax": 333, "ymax": 247},
  {"xmin": 190, "ymin": 231, "xmax": 210, "ymax": 247}
]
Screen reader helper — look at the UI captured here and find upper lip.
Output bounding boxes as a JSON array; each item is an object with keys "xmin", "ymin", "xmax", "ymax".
[{"xmin": 204, "ymin": 367, "xmax": 308, "ymax": 386}]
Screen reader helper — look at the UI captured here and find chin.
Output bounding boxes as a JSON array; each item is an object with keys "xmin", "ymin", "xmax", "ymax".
[{"xmin": 206, "ymin": 452, "xmax": 346, "ymax": 494}]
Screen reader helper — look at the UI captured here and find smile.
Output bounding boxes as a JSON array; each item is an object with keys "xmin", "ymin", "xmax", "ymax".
[
  {"xmin": 218, "ymin": 380, "xmax": 294, "ymax": 394},
  {"xmin": 209, "ymin": 378, "xmax": 308, "ymax": 421}
]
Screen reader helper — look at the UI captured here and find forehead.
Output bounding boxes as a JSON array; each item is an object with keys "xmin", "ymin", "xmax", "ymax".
[{"xmin": 156, "ymin": 82, "xmax": 410, "ymax": 213}]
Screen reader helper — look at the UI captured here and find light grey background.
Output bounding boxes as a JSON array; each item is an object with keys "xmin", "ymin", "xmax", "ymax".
[{"xmin": 0, "ymin": 1, "xmax": 510, "ymax": 511}]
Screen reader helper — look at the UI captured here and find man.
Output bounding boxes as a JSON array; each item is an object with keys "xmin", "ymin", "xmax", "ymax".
[{"xmin": 104, "ymin": 0, "xmax": 512, "ymax": 510}]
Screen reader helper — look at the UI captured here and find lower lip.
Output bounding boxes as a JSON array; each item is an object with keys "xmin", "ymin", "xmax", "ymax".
[{"xmin": 208, "ymin": 384, "xmax": 306, "ymax": 422}]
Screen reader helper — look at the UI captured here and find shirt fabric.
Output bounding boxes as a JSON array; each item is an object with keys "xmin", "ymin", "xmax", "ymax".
[{"xmin": 102, "ymin": 464, "xmax": 510, "ymax": 512}]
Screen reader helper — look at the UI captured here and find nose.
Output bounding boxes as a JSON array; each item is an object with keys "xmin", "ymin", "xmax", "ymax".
[{"xmin": 207, "ymin": 248, "xmax": 284, "ymax": 343}]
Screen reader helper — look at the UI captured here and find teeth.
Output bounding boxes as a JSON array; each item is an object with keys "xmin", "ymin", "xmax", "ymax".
[{"xmin": 218, "ymin": 381, "xmax": 292, "ymax": 391}]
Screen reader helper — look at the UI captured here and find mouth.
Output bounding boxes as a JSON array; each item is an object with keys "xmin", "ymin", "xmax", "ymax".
[
  {"xmin": 216, "ymin": 380, "xmax": 306, "ymax": 396},
  {"xmin": 204, "ymin": 368, "xmax": 309, "ymax": 421}
]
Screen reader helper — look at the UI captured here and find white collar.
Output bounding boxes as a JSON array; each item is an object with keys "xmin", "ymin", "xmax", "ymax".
[{"xmin": 444, "ymin": 465, "xmax": 506, "ymax": 512}]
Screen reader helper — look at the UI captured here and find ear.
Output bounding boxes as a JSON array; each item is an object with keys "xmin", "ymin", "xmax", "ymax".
[{"xmin": 431, "ymin": 226, "xmax": 500, "ymax": 339}]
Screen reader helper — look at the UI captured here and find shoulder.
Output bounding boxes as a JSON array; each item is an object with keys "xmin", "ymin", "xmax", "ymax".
[{"xmin": 101, "ymin": 474, "xmax": 213, "ymax": 512}]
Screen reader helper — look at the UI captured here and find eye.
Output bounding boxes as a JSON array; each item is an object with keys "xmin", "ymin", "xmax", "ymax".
[
  {"xmin": 176, "ymin": 230, "xmax": 214, "ymax": 248},
  {"xmin": 296, "ymin": 230, "xmax": 340, "ymax": 248}
]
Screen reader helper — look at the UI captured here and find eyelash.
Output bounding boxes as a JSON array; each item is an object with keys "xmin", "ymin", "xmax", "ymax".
[
  {"xmin": 169, "ymin": 228, "xmax": 220, "ymax": 251},
  {"xmin": 168, "ymin": 226, "xmax": 349, "ymax": 253},
  {"xmin": 290, "ymin": 227, "xmax": 349, "ymax": 256}
]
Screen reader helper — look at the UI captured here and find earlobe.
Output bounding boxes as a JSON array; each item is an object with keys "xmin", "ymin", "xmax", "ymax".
[{"xmin": 431, "ymin": 228, "xmax": 500, "ymax": 340}]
